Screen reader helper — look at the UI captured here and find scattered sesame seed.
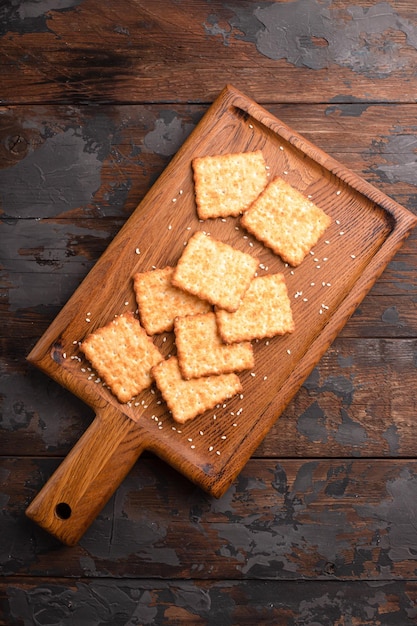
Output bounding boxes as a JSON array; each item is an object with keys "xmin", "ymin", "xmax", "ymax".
[
  {"xmin": 191, "ymin": 445, "xmax": 195, "ymax": 449},
  {"xmin": 325, "ymin": 240, "xmax": 330, "ymax": 244},
  {"xmin": 280, "ymin": 145, "xmax": 284, "ymax": 150},
  {"xmin": 316, "ymin": 265, "xmax": 321, "ymax": 269},
  {"xmin": 135, "ymin": 248, "xmax": 140, "ymax": 255},
  {"xmin": 283, "ymin": 170, "xmax": 288, "ymax": 175},
  {"xmin": 221, "ymin": 435, "xmax": 227, "ymax": 440},
  {"xmin": 179, "ymin": 189, "xmax": 183, "ymax": 195},
  {"xmin": 290, "ymin": 270, "xmax": 294, "ymax": 275},
  {"xmin": 339, "ymin": 231, "xmax": 345, "ymax": 236},
  {"xmin": 86, "ymin": 318, "xmax": 91, "ymax": 323},
  {"xmin": 351, "ymin": 254, "xmax": 356, "ymax": 259},
  {"xmin": 311, "ymin": 282, "xmax": 315, "ymax": 286},
  {"xmin": 249, "ymin": 241, "xmax": 254, "ymax": 247},
  {"xmin": 287, "ymin": 349, "xmax": 291, "ymax": 355},
  {"xmin": 233, "ymin": 423, "xmax": 238, "ymax": 427},
  {"xmin": 199, "ymin": 431, "xmax": 204, "ymax": 436},
  {"xmin": 216, "ymin": 451, "xmax": 221, "ymax": 455},
  {"xmin": 62, "ymin": 352, "xmax": 66, "ymax": 359},
  {"xmin": 72, "ymin": 340, "xmax": 78, "ymax": 345},
  {"xmin": 172, "ymin": 198, "xmax": 177, "ymax": 203},
  {"xmin": 336, "ymin": 190, "xmax": 341, "ymax": 195},
  {"xmin": 81, "ymin": 368, "xmax": 86, "ymax": 372},
  {"xmin": 213, "ymin": 415, "xmax": 217, "ymax": 420},
  {"xmin": 303, "ymin": 297, "xmax": 308, "ymax": 302},
  {"xmin": 168, "ymin": 224, "xmax": 172, "ymax": 230},
  {"xmin": 336, "ymin": 219, "xmax": 341, "ymax": 225},
  {"xmin": 124, "ymin": 301, "xmax": 129, "ymax": 306},
  {"xmin": 249, "ymin": 123, "xmax": 253, "ymax": 129},
  {"xmin": 250, "ymin": 372, "xmax": 256, "ymax": 377},
  {"xmin": 308, "ymin": 194, "xmax": 313, "ymax": 199},
  {"xmin": 265, "ymin": 165, "xmax": 270, "ymax": 170},
  {"xmin": 188, "ymin": 437, "xmax": 193, "ymax": 442},
  {"xmin": 209, "ymin": 446, "xmax": 214, "ymax": 452},
  {"xmin": 323, "ymin": 257, "xmax": 328, "ymax": 262},
  {"xmin": 263, "ymin": 375, "xmax": 268, "ymax": 380}
]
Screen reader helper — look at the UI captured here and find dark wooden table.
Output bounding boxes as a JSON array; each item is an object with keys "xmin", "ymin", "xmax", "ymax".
[{"xmin": 2, "ymin": 1, "xmax": 417, "ymax": 624}]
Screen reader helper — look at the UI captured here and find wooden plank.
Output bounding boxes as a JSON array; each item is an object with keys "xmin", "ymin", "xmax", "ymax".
[
  {"xmin": 4, "ymin": 456, "xmax": 417, "ymax": 580},
  {"xmin": 1, "ymin": 0, "xmax": 417, "ymax": 104},
  {"xmin": 2, "ymin": 337, "xmax": 416, "ymax": 459},
  {"xmin": 1, "ymin": 103, "xmax": 417, "ymax": 221},
  {"xmin": 2, "ymin": 577, "xmax": 417, "ymax": 624}
]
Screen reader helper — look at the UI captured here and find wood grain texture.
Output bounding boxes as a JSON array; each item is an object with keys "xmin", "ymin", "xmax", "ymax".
[
  {"xmin": 2, "ymin": 0, "xmax": 417, "ymax": 621},
  {"xmin": 1, "ymin": 0, "xmax": 417, "ymax": 105}
]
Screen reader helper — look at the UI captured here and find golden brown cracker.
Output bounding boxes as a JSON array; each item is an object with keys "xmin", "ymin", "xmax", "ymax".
[
  {"xmin": 174, "ymin": 312, "xmax": 254, "ymax": 379},
  {"xmin": 133, "ymin": 266, "xmax": 211, "ymax": 335},
  {"xmin": 152, "ymin": 356, "xmax": 242, "ymax": 423},
  {"xmin": 172, "ymin": 231, "xmax": 258, "ymax": 312},
  {"xmin": 216, "ymin": 273, "xmax": 295, "ymax": 343},
  {"xmin": 192, "ymin": 150, "xmax": 268, "ymax": 219},
  {"xmin": 80, "ymin": 312, "xmax": 164, "ymax": 403},
  {"xmin": 241, "ymin": 176, "xmax": 331, "ymax": 266}
]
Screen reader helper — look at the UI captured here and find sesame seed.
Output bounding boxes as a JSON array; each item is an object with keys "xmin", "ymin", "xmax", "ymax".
[
  {"xmin": 336, "ymin": 219, "xmax": 340, "ymax": 225},
  {"xmin": 168, "ymin": 224, "xmax": 172, "ymax": 230},
  {"xmin": 179, "ymin": 189, "xmax": 183, "ymax": 195},
  {"xmin": 283, "ymin": 170, "xmax": 288, "ymax": 175},
  {"xmin": 233, "ymin": 423, "xmax": 238, "ymax": 427},
  {"xmin": 316, "ymin": 265, "xmax": 321, "ymax": 269},
  {"xmin": 72, "ymin": 340, "xmax": 78, "ymax": 345},
  {"xmin": 325, "ymin": 240, "xmax": 330, "ymax": 244},
  {"xmin": 323, "ymin": 258, "xmax": 328, "ymax": 262},
  {"xmin": 336, "ymin": 190, "xmax": 341, "ymax": 195},
  {"xmin": 311, "ymin": 282, "xmax": 315, "ymax": 287},
  {"xmin": 172, "ymin": 426, "xmax": 176, "ymax": 431},
  {"xmin": 199, "ymin": 431, "xmax": 204, "ymax": 436},
  {"xmin": 62, "ymin": 352, "xmax": 66, "ymax": 359},
  {"xmin": 221, "ymin": 435, "xmax": 227, "ymax": 440},
  {"xmin": 191, "ymin": 445, "xmax": 195, "ymax": 449},
  {"xmin": 86, "ymin": 318, "xmax": 91, "ymax": 323},
  {"xmin": 308, "ymin": 194, "xmax": 313, "ymax": 199},
  {"xmin": 263, "ymin": 375, "xmax": 268, "ymax": 380},
  {"xmin": 265, "ymin": 165, "xmax": 270, "ymax": 170},
  {"xmin": 209, "ymin": 446, "xmax": 214, "ymax": 452},
  {"xmin": 124, "ymin": 301, "xmax": 129, "ymax": 306},
  {"xmin": 351, "ymin": 254, "xmax": 356, "ymax": 259},
  {"xmin": 188, "ymin": 437, "xmax": 193, "ymax": 442},
  {"xmin": 135, "ymin": 248, "xmax": 140, "ymax": 255},
  {"xmin": 339, "ymin": 231, "xmax": 345, "ymax": 236},
  {"xmin": 250, "ymin": 372, "xmax": 256, "ymax": 377},
  {"xmin": 81, "ymin": 368, "xmax": 86, "ymax": 372},
  {"xmin": 280, "ymin": 146, "xmax": 284, "ymax": 150},
  {"xmin": 213, "ymin": 415, "xmax": 217, "ymax": 420},
  {"xmin": 172, "ymin": 198, "xmax": 177, "ymax": 202},
  {"xmin": 249, "ymin": 123, "xmax": 253, "ymax": 129},
  {"xmin": 287, "ymin": 349, "xmax": 291, "ymax": 354},
  {"xmin": 216, "ymin": 451, "xmax": 221, "ymax": 456}
]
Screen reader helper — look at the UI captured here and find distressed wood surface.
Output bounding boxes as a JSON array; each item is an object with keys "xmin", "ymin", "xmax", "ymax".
[{"xmin": 2, "ymin": 0, "xmax": 417, "ymax": 623}]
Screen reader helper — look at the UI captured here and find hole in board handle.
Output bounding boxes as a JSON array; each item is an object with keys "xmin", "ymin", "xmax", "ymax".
[{"xmin": 55, "ymin": 502, "xmax": 72, "ymax": 520}]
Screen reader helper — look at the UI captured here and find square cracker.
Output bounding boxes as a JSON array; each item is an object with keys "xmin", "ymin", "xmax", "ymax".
[
  {"xmin": 80, "ymin": 312, "xmax": 164, "ymax": 404},
  {"xmin": 133, "ymin": 266, "xmax": 211, "ymax": 335},
  {"xmin": 216, "ymin": 273, "xmax": 295, "ymax": 343},
  {"xmin": 241, "ymin": 176, "xmax": 331, "ymax": 266},
  {"xmin": 152, "ymin": 356, "xmax": 242, "ymax": 424},
  {"xmin": 174, "ymin": 311, "xmax": 254, "ymax": 379},
  {"xmin": 192, "ymin": 150, "xmax": 268, "ymax": 219},
  {"xmin": 172, "ymin": 231, "xmax": 258, "ymax": 312}
]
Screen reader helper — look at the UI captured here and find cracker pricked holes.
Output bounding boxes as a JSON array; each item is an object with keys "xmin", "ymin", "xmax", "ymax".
[
  {"xmin": 192, "ymin": 150, "xmax": 268, "ymax": 219},
  {"xmin": 133, "ymin": 265, "xmax": 211, "ymax": 335},
  {"xmin": 216, "ymin": 273, "xmax": 295, "ymax": 344},
  {"xmin": 174, "ymin": 311, "xmax": 254, "ymax": 380},
  {"xmin": 241, "ymin": 176, "xmax": 332, "ymax": 267},
  {"xmin": 80, "ymin": 311, "xmax": 164, "ymax": 404},
  {"xmin": 152, "ymin": 356, "xmax": 243, "ymax": 424},
  {"xmin": 172, "ymin": 231, "xmax": 259, "ymax": 313}
]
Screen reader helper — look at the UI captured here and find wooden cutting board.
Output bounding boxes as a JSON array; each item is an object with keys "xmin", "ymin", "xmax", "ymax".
[{"xmin": 26, "ymin": 85, "xmax": 417, "ymax": 545}]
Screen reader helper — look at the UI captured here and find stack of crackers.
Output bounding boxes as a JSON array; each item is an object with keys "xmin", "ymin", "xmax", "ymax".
[{"xmin": 80, "ymin": 150, "xmax": 331, "ymax": 425}]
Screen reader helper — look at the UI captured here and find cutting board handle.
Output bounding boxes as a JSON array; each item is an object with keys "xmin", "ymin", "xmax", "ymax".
[{"xmin": 26, "ymin": 406, "xmax": 145, "ymax": 546}]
